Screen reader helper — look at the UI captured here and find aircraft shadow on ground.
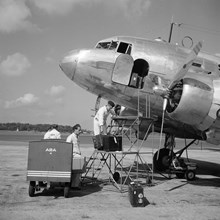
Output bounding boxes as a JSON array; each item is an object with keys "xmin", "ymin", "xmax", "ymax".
[
  {"xmin": 188, "ymin": 177, "xmax": 220, "ymax": 187},
  {"xmin": 183, "ymin": 158, "xmax": 220, "ymax": 187},
  {"xmin": 116, "ymin": 160, "xmax": 220, "ymax": 188},
  {"xmin": 185, "ymin": 158, "xmax": 220, "ymax": 177},
  {"xmin": 34, "ymin": 183, "xmax": 102, "ymax": 199}
]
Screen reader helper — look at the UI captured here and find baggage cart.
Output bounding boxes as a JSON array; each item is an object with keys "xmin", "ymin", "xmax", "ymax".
[{"xmin": 27, "ymin": 140, "xmax": 85, "ymax": 198}]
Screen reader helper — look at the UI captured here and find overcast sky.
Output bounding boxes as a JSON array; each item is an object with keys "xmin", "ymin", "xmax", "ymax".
[{"xmin": 0, "ymin": 0, "xmax": 220, "ymax": 130}]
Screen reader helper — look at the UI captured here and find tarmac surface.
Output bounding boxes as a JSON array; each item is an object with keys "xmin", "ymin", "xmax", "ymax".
[{"xmin": 0, "ymin": 140, "xmax": 220, "ymax": 220}]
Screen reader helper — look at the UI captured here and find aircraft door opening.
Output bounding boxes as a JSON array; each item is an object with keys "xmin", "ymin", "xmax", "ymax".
[
  {"xmin": 112, "ymin": 54, "xmax": 134, "ymax": 85},
  {"xmin": 129, "ymin": 59, "xmax": 149, "ymax": 89}
]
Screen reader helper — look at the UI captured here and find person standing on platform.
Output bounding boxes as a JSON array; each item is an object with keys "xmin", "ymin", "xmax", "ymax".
[
  {"xmin": 44, "ymin": 125, "xmax": 61, "ymax": 139},
  {"xmin": 93, "ymin": 100, "xmax": 115, "ymax": 136}
]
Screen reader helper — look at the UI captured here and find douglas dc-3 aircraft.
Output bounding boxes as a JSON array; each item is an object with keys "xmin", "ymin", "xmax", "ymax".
[{"xmin": 59, "ymin": 35, "xmax": 220, "ymax": 171}]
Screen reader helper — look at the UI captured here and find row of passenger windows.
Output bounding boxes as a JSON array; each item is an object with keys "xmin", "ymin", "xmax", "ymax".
[{"xmin": 95, "ymin": 41, "xmax": 132, "ymax": 55}]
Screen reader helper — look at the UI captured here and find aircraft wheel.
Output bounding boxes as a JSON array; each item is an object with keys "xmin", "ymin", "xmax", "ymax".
[
  {"xmin": 185, "ymin": 170, "xmax": 196, "ymax": 181},
  {"xmin": 153, "ymin": 148, "xmax": 172, "ymax": 172},
  {"xmin": 29, "ymin": 181, "xmax": 35, "ymax": 197},
  {"xmin": 113, "ymin": 172, "xmax": 120, "ymax": 182}
]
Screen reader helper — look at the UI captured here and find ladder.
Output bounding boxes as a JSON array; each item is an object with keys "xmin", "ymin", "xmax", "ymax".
[
  {"xmin": 82, "ymin": 149, "xmax": 153, "ymax": 192},
  {"xmin": 82, "ymin": 150, "xmax": 110, "ymax": 183}
]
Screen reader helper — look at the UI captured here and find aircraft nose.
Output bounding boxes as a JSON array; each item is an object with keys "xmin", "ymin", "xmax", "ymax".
[{"xmin": 59, "ymin": 49, "xmax": 79, "ymax": 80}]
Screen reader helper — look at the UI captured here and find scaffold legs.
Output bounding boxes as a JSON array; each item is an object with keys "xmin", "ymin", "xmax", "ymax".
[{"xmin": 82, "ymin": 149, "xmax": 153, "ymax": 192}]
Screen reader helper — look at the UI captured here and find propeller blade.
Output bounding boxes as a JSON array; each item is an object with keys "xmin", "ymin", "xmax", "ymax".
[
  {"xmin": 168, "ymin": 41, "xmax": 203, "ymax": 90},
  {"xmin": 157, "ymin": 99, "xmax": 167, "ymax": 160},
  {"xmin": 157, "ymin": 96, "xmax": 169, "ymax": 159}
]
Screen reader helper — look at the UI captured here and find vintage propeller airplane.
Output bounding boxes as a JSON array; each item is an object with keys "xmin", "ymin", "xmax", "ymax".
[{"xmin": 59, "ymin": 35, "xmax": 220, "ymax": 171}]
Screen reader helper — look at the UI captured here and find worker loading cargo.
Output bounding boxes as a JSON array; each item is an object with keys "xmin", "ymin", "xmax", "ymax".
[
  {"xmin": 93, "ymin": 100, "xmax": 118, "ymax": 150},
  {"xmin": 93, "ymin": 100, "xmax": 115, "ymax": 136}
]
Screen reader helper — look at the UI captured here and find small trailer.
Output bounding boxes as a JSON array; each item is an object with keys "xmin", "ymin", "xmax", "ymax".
[
  {"xmin": 170, "ymin": 157, "xmax": 197, "ymax": 181},
  {"xmin": 27, "ymin": 140, "xmax": 85, "ymax": 198}
]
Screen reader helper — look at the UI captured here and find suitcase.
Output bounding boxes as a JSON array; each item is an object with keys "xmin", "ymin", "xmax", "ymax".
[
  {"xmin": 93, "ymin": 135, "xmax": 103, "ymax": 150},
  {"xmin": 128, "ymin": 182, "xmax": 145, "ymax": 207},
  {"xmin": 129, "ymin": 73, "xmax": 140, "ymax": 88},
  {"xmin": 102, "ymin": 135, "xmax": 122, "ymax": 151}
]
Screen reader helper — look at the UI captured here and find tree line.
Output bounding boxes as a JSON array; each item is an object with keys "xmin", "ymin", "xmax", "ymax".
[{"xmin": 0, "ymin": 122, "xmax": 92, "ymax": 134}]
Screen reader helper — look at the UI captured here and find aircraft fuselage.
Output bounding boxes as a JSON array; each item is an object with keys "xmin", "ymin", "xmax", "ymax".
[{"xmin": 60, "ymin": 36, "xmax": 220, "ymax": 144}]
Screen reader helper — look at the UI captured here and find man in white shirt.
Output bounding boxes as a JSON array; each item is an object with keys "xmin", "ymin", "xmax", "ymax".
[
  {"xmin": 66, "ymin": 124, "xmax": 82, "ymax": 189},
  {"xmin": 66, "ymin": 124, "xmax": 81, "ymax": 157},
  {"xmin": 44, "ymin": 125, "xmax": 61, "ymax": 139},
  {"xmin": 93, "ymin": 100, "xmax": 115, "ymax": 135}
]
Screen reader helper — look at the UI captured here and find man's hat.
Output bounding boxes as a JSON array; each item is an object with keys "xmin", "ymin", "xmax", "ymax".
[{"xmin": 108, "ymin": 101, "xmax": 115, "ymax": 108}]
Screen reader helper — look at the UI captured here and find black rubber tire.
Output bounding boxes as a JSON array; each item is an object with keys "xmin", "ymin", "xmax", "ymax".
[
  {"xmin": 113, "ymin": 172, "xmax": 120, "ymax": 182},
  {"xmin": 185, "ymin": 170, "xmax": 196, "ymax": 181},
  {"xmin": 153, "ymin": 148, "xmax": 172, "ymax": 172},
  {"xmin": 29, "ymin": 181, "xmax": 35, "ymax": 197}
]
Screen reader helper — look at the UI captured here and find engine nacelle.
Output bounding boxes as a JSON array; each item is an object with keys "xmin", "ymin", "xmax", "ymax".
[{"xmin": 167, "ymin": 75, "xmax": 215, "ymax": 131}]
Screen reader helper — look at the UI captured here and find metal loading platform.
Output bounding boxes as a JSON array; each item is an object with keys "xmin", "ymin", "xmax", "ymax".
[
  {"xmin": 82, "ymin": 115, "xmax": 155, "ymax": 192},
  {"xmin": 82, "ymin": 149, "xmax": 153, "ymax": 192}
]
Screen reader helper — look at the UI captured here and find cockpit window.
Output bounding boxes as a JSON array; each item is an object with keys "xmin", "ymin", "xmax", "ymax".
[
  {"xmin": 95, "ymin": 41, "xmax": 118, "ymax": 50},
  {"xmin": 95, "ymin": 40, "xmax": 132, "ymax": 55},
  {"xmin": 117, "ymin": 42, "xmax": 132, "ymax": 55}
]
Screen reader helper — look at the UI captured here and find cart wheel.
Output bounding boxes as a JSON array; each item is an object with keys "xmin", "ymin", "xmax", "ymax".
[
  {"xmin": 185, "ymin": 170, "xmax": 196, "ymax": 181},
  {"xmin": 29, "ymin": 181, "xmax": 35, "ymax": 197},
  {"xmin": 113, "ymin": 172, "xmax": 120, "ymax": 182},
  {"xmin": 176, "ymin": 173, "xmax": 185, "ymax": 179},
  {"xmin": 64, "ymin": 183, "xmax": 70, "ymax": 198}
]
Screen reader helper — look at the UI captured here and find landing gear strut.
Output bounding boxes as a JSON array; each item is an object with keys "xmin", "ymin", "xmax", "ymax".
[
  {"xmin": 153, "ymin": 134, "xmax": 175, "ymax": 172},
  {"xmin": 153, "ymin": 134, "xmax": 197, "ymax": 172}
]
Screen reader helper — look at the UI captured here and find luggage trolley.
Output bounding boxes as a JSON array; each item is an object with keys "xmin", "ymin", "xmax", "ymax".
[
  {"xmin": 27, "ymin": 140, "xmax": 85, "ymax": 198},
  {"xmin": 169, "ymin": 157, "xmax": 197, "ymax": 181}
]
